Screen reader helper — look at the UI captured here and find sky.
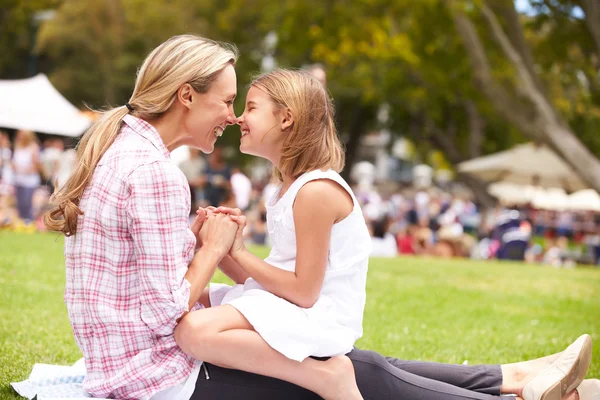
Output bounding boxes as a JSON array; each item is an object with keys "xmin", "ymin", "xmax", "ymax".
[{"xmin": 514, "ymin": 0, "xmax": 585, "ymax": 19}]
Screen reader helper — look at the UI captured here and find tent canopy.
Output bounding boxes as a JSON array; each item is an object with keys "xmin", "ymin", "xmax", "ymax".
[
  {"xmin": 0, "ymin": 74, "xmax": 90, "ymax": 137},
  {"xmin": 457, "ymin": 143, "xmax": 588, "ymax": 192}
]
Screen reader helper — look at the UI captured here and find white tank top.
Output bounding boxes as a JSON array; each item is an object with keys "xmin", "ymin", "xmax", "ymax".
[
  {"xmin": 13, "ymin": 147, "xmax": 41, "ymax": 187},
  {"xmin": 264, "ymin": 169, "xmax": 372, "ymax": 337}
]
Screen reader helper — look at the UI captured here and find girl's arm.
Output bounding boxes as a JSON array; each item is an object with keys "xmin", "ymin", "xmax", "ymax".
[
  {"xmin": 230, "ymin": 180, "xmax": 352, "ymax": 308},
  {"xmin": 218, "ymin": 254, "xmax": 251, "ymax": 284}
]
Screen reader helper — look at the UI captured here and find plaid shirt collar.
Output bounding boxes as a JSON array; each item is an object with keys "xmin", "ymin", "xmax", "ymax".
[{"xmin": 122, "ymin": 114, "xmax": 171, "ymax": 160}]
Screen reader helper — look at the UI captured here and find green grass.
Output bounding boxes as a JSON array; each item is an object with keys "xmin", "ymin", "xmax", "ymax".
[{"xmin": 1, "ymin": 231, "xmax": 599, "ymax": 399}]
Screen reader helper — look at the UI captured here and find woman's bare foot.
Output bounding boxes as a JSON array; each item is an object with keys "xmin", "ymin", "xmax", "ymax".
[
  {"xmin": 319, "ymin": 356, "xmax": 363, "ymax": 400},
  {"xmin": 502, "ymin": 352, "xmax": 563, "ymax": 396},
  {"xmin": 562, "ymin": 389, "xmax": 580, "ymax": 400}
]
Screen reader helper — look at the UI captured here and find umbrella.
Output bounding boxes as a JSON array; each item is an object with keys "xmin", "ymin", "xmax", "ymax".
[
  {"xmin": 568, "ymin": 190, "xmax": 600, "ymax": 212},
  {"xmin": 458, "ymin": 143, "xmax": 587, "ymax": 192}
]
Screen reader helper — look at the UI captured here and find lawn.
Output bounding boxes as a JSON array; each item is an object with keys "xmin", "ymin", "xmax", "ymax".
[{"xmin": 1, "ymin": 231, "xmax": 599, "ymax": 399}]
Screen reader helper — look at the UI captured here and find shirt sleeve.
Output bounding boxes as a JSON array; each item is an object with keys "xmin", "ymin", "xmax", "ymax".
[{"xmin": 126, "ymin": 160, "xmax": 194, "ymax": 336}]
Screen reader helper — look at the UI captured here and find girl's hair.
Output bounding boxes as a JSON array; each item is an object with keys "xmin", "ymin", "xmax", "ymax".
[
  {"xmin": 44, "ymin": 34, "xmax": 238, "ymax": 236},
  {"xmin": 250, "ymin": 69, "xmax": 344, "ymax": 181}
]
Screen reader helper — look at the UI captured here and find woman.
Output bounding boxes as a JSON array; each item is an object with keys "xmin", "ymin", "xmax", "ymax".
[
  {"xmin": 12, "ymin": 130, "xmax": 41, "ymax": 222},
  {"xmin": 44, "ymin": 35, "xmax": 242, "ymax": 399},
  {"xmin": 44, "ymin": 34, "xmax": 594, "ymax": 400},
  {"xmin": 44, "ymin": 34, "xmax": 360, "ymax": 400}
]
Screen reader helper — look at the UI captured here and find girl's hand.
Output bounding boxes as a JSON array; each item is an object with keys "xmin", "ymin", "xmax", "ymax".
[{"xmin": 228, "ymin": 214, "xmax": 247, "ymax": 258}]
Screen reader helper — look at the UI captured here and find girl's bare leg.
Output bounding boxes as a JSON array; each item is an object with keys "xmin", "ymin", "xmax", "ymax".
[{"xmin": 175, "ymin": 305, "xmax": 362, "ymax": 400}]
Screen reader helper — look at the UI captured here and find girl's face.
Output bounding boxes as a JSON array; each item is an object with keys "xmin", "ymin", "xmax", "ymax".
[
  {"xmin": 236, "ymin": 86, "xmax": 286, "ymax": 164},
  {"xmin": 184, "ymin": 64, "xmax": 238, "ymax": 153}
]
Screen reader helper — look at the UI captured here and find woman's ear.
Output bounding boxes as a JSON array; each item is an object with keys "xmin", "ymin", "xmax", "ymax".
[
  {"xmin": 177, "ymin": 83, "xmax": 194, "ymax": 110},
  {"xmin": 281, "ymin": 108, "xmax": 294, "ymax": 131}
]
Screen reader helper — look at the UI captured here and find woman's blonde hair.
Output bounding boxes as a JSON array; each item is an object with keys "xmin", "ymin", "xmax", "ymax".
[
  {"xmin": 251, "ymin": 69, "xmax": 344, "ymax": 181},
  {"xmin": 44, "ymin": 34, "xmax": 238, "ymax": 236}
]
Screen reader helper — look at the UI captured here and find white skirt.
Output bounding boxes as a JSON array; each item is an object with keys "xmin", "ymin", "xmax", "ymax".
[{"xmin": 209, "ymin": 280, "xmax": 356, "ymax": 362}]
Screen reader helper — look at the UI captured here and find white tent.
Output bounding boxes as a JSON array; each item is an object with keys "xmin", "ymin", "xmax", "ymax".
[
  {"xmin": 0, "ymin": 74, "xmax": 90, "ymax": 137},
  {"xmin": 487, "ymin": 182, "xmax": 540, "ymax": 205},
  {"xmin": 568, "ymin": 189, "xmax": 600, "ymax": 212},
  {"xmin": 457, "ymin": 143, "xmax": 588, "ymax": 192}
]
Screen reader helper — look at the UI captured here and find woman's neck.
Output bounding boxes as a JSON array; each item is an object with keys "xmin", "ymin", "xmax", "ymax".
[{"xmin": 146, "ymin": 107, "xmax": 187, "ymax": 153}]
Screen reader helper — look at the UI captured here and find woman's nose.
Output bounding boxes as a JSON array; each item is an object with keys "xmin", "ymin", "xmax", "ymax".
[{"xmin": 225, "ymin": 111, "xmax": 237, "ymax": 126}]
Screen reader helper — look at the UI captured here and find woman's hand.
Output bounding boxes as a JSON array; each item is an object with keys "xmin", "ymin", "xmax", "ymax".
[
  {"xmin": 191, "ymin": 207, "xmax": 207, "ymax": 250},
  {"xmin": 199, "ymin": 212, "xmax": 238, "ymax": 259},
  {"xmin": 209, "ymin": 207, "xmax": 248, "ymax": 258},
  {"xmin": 191, "ymin": 207, "xmax": 207, "ymax": 236}
]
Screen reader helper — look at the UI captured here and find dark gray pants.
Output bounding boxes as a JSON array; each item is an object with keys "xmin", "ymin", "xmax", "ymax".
[
  {"xmin": 15, "ymin": 185, "xmax": 36, "ymax": 221},
  {"xmin": 191, "ymin": 348, "xmax": 515, "ymax": 399}
]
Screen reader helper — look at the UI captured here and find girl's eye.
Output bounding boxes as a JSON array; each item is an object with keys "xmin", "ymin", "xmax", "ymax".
[{"xmin": 226, "ymin": 100, "xmax": 234, "ymax": 106}]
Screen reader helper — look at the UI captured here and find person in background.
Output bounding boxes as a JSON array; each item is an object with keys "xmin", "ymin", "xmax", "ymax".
[
  {"xmin": 12, "ymin": 130, "xmax": 41, "ymax": 223},
  {"xmin": 179, "ymin": 147, "xmax": 207, "ymax": 208},
  {"xmin": 0, "ymin": 131, "xmax": 13, "ymax": 185},
  {"xmin": 370, "ymin": 215, "xmax": 398, "ymax": 257},
  {"xmin": 202, "ymin": 147, "xmax": 231, "ymax": 206},
  {"xmin": 40, "ymin": 138, "xmax": 64, "ymax": 194},
  {"xmin": 230, "ymin": 164, "xmax": 252, "ymax": 211}
]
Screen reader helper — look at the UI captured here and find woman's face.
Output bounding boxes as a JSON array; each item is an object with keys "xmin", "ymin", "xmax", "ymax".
[
  {"xmin": 185, "ymin": 64, "xmax": 237, "ymax": 153},
  {"xmin": 236, "ymin": 86, "xmax": 285, "ymax": 163}
]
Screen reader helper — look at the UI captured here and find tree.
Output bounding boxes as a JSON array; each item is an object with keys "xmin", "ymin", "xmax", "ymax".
[
  {"xmin": 36, "ymin": 0, "xmax": 205, "ymax": 107},
  {"xmin": 0, "ymin": 0, "xmax": 60, "ymax": 78},
  {"xmin": 446, "ymin": 0, "xmax": 600, "ymax": 192}
]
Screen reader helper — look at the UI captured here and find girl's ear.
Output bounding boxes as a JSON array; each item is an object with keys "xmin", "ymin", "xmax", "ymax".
[{"xmin": 281, "ymin": 108, "xmax": 294, "ymax": 131}]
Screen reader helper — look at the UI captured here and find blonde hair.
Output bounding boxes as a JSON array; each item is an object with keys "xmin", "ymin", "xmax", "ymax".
[
  {"xmin": 15, "ymin": 130, "xmax": 37, "ymax": 148},
  {"xmin": 251, "ymin": 69, "xmax": 344, "ymax": 181},
  {"xmin": 44, "ymin": 34, "xmax": 238, "ymax": 236}
]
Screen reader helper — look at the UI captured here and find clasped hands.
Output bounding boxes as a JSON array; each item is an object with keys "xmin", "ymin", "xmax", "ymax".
[{"xmin": 191, "ymin": 206, "xmax": 247, "ymax": 259}]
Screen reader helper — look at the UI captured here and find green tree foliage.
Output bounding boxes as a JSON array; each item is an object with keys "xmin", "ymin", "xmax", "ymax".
[{"xmin": 0, "ymin": 0, "xmax": 60, "ymax": 78}]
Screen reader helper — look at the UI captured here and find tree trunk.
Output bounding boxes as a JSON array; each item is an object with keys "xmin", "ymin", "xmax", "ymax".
[
  {"xmin": 465, "ymin": 100, "xmax": 483, "ymax": 158},
  {"xmin": 580, "ymin": 0, "xmax": 600, "ymax": 58},
  {"xmin": 492, "ymin": 0, "xmax": 546, "ymax": 95},
  {"xmin": 426, "ymin": 116, "xmax": 497, "ymax": 208},
  {"xmin": 341, "ymin": 104, "xmax": 366, "ymax": 181},
  {"xmin": 448, "ymin": 0, "xmax": 600, "ymax": 193}
]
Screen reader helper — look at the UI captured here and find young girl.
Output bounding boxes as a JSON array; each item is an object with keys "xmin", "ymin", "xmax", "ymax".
[{"xmin": 175, "ymin": 69, "xmax": 372, "ymax": 400}]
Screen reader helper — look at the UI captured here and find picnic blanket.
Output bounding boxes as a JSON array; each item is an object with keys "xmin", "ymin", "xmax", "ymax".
[{"xmin": 10, "ymin": 358, "xmax": 95, "ymax": 399}]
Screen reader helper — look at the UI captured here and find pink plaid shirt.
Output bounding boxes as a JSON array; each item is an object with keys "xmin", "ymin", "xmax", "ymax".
[{"xmin": 64, "ymin": 115, "xmax": 200, "ymax": 399}]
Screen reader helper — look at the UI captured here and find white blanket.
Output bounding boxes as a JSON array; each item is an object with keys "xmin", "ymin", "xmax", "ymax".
[{"xmin": 11, "ymin": 358, "xmax": 96, "ymax": 399}]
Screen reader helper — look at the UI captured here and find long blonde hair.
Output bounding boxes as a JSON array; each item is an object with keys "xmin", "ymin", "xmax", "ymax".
[
  {"xmin": 44, "ymin": 35, "xmax": 238, "ymax": 236},
  {"xmin": 251, "ymin": 69, "xmax": 344, "ymax": 181}
]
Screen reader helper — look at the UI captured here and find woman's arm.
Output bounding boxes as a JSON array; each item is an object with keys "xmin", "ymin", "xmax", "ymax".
[
  {"xmin": 127, "ymin": 162, "xmax": 234, "ymax": 333},
  {"xmin": 185, "ymin": 213, "xmax": 238, "ymax": 311},
  {"xmin": 230, "ymin": 180, "xmax": 352, "ymax": 308}
]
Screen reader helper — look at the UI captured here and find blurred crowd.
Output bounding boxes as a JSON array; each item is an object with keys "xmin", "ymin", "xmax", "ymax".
[
  {"xmin": 359, "ymin": 185, "xmax": 600, "ymax": 267},
  {"xmin": 1, "ymin": 129, "xmax": 599, "ymax": 267}
]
